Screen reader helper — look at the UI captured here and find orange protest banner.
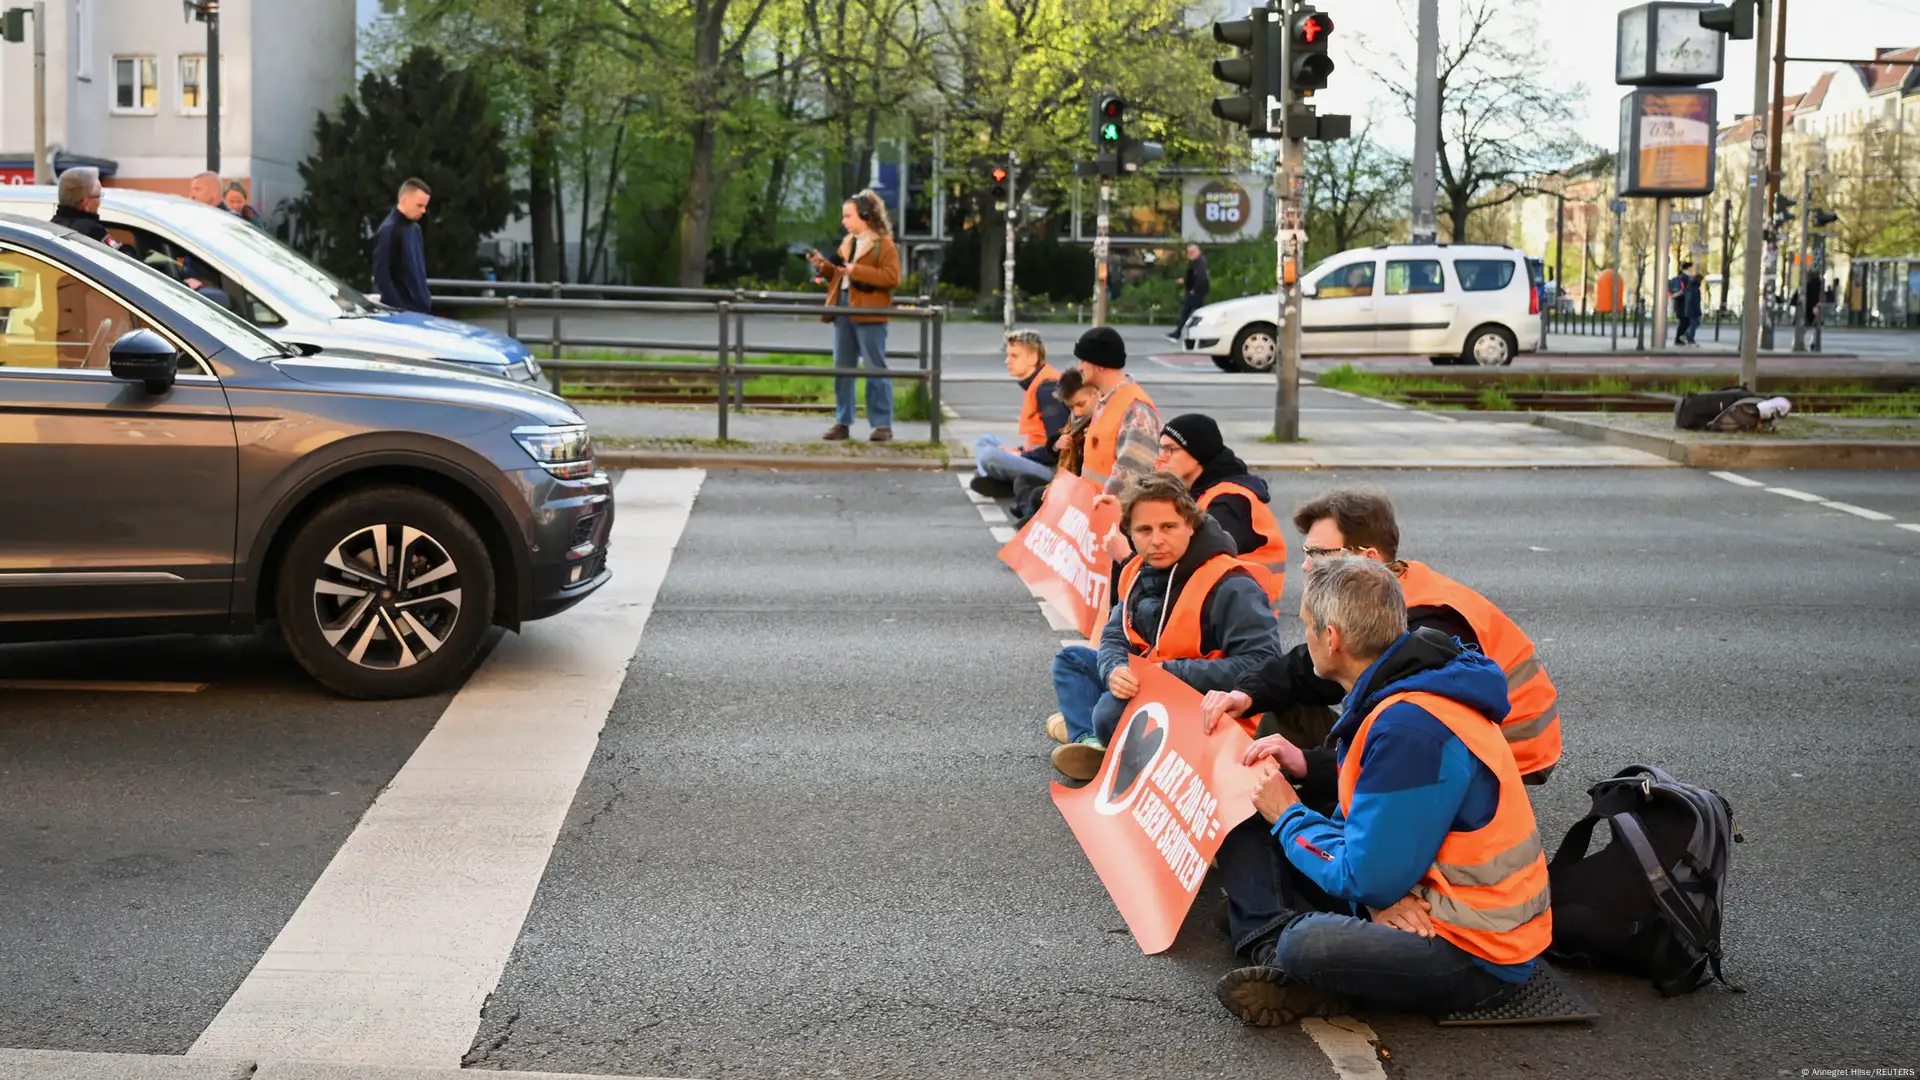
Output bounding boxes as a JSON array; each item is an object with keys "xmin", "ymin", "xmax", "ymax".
[
  {"xmin": 998, "ymin": 471, "xmax": 1121, "ymax": 640},
  {"xmin": 1051, "ymin": 659, "xmax": 1265, "ymax": 954}
]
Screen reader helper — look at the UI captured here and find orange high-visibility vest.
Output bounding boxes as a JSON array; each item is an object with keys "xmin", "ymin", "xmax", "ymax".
[
  {"xmin": 1338, "ymin": 690, "xmax": 1553, "ymax": 967},
  {"xmin": 1082, "ymin": 380, "xmax": 1156, "ymax": 488},
  {"xmin": 1117, "ymin": 551, "xmax": 1260, "ymax": 737},
  {"xmin": 1395, "ymin": 561, "xmax": 1563, "ymax": 779},
  {"xmin": 1017, "ymin": 362, "xmax": 1063, "ymax": 450},
  {"xmin": 1196, "ymin": 481, "xmax": 1288, "ymax": 603}
]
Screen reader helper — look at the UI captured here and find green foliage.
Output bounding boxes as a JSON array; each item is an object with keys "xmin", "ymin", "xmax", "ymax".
[
  {"xmin": 1477, "ymin": 387, "xmax": 1515, "ymax": 411},
  {"xmin": 291, "ymin": 48, "xmax": 516, "ymax": 286},
  {"xmin": 1208, "ymin": 238, "xmax": 1278, "ymax": 303}
]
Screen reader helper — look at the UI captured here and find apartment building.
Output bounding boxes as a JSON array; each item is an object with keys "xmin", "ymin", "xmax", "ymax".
[{"xmin": 0, "ymin": 0, "xmax": 355, "ymax": 226}]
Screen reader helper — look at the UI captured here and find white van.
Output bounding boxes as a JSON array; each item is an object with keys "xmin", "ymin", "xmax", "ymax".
[{"xmin": 1179, "ymin": 243, "xmax": 1543, "ymax": 370}]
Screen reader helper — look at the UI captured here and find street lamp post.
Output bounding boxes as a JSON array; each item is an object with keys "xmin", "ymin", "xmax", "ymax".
[
  {"xmin": 1738, "ymin": 0, "xmax": 1773, "ymax": 389},
  {"xmin": 185, "ymin": 1, "xmax": 220, "ymax": 174}
]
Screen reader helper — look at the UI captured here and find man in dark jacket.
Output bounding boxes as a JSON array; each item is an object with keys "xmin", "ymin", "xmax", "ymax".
[
  {"xmin": 1048, "ymin": 471, "xmax": 1279, "ymax": 780},
  {"xmin": 1210, "ymin": 556, "xmax": 1548, "ymax": 1027},
  {"xmin": 50, "ymin": 167, "xmax": 118, "ymax": 247},
  {"xmin": 1153, "ymin": 413, "xmax": 1279, "ymax": 568},
  {"xmin": 1172, "ymin": 244, "xmax": 1211, "ymax": 339},
  {"xmin": 372, "ymin": 177, "xmax": 433, "ymax": 314}
]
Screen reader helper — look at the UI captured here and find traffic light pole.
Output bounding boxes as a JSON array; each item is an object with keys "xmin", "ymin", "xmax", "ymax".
[
  {"xmin": 1738, "ymin": 0, "xmax": 1772, "ymax": 389},
  {"xmin": 1093, "ymin": 178, "xmax": 1111, "ymax": 327},
  {"xmin": 1003, "ymin": 152, "xmax": 1018, "ymax": 333},
  {"xmin": 1792, "ymin": 166, "xmax": 1811, "ymax": 352},
  {"xmin": 1274, "ymin": 0, "xmax": 1302, "ymax": 444},
  {"xmin": 1409, "ymin": 0, "xmax": 1439, "ymax": 244}
]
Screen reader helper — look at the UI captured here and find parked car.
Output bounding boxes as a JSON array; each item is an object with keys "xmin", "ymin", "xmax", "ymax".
[
  {"xmin": 0, "ymin": 186, "xmax": 541, "ymax": 383},
  {"xmin": 1179, "ymin": 243, "xmax": 1544, "ymax": 370},
  {"xmin": 0, "ymin": 213, "xmax": 610, "ymax": 698}
]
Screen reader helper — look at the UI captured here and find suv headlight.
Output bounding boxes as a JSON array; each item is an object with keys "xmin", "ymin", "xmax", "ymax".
[{"xmin": 514, "ymin": 424, "xmax": 594, "ymax": 480}]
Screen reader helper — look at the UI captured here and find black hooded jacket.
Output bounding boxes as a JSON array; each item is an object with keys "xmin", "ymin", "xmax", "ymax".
[
  {"xmin": 1097, "ymin": 516, "xmax": 1280, "ymax": 694},
  {"xmin": 1189, "ymin": 450, "xmax": 1273, "ymax": 559},
  {"xmin": 51, "ymin": 204, "xmax": 113, "ymax": 244}
]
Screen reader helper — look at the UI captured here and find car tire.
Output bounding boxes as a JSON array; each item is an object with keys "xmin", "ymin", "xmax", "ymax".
[
  {"xmin": 1211, "ymin": 354, "xmax": 1237, "ymax": 372},
  {"xmin": 1230, "ymin": 323, "xmax": 1279, "ymax": 373},
  {"xmin": 1461, "ymin": 324, "xmax": 1518, "ymax": 367},
  {"xmin": 275, "ymin": 485, "xmax": 497, "ymax": 700}
]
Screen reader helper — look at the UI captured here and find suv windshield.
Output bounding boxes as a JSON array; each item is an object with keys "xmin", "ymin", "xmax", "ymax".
[
  {"xmin": 185, "ymin": 207, "xmax": 383, "ymax": 318},
  {"xmin": 55, "ymin": 233, "xmax": 294, "ymax": 359}
]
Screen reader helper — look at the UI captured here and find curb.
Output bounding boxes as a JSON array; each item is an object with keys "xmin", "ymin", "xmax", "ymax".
[
  {"xmin": 1534, "ymin": 414, "xmax": 1920, "ymax": 469},
  {"xmin": 596, "ymin": 450, "xmax": 945, "ymax": 471}
]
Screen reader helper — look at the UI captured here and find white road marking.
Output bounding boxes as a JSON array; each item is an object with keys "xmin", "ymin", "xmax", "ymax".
[
  {"xmin": 189, "ymin": 470, "xmax": 705, "ymax": 1069},
  {"xmin": 956, "ymin": 472, "xmax": 994, "ymax": 504},
  {"xmin": 1060, "ymin": 639, "xmax": 1091, "ymax": 649},
  {"xmin": 0, "ymin": 1047, "xmax": 688, "ymax": 1079},
  {"xmin": 1375, "ymin": 400, "xmax": 1409, "ymax": 411},
  {"xmin": 1709, "ymin": 470, "xmax": 1765, "ymax": 487},
  {"xmin": 989, "ymin": 525, "xmax": 1017, "ymax": 544},
  {"xmin": 976, "ymin": 503, "xmax": 1009, "ymax": 523},
  {"xmin": 1765, "ymin": 486, "xmax": 1826, "ymax": 502},
  {"xmin": 1300, "ymin": 1017, "xmax": 1388, "ymax": 1080},
  {"xmin": 1038, "ymin": 600, "xmax": 1081, "ymax": 632},
  {"xmin": 1424, "ymin": 411, "xmax": 1461, "ymax": 423},
  {"xmin": 0, "ymin": 679, "xmax": 206, "ymax": 693},
  {"xmin": 1820, "ymin": 500, "xmax": 1895, "ymax": 521},
  {"xmin": 1900, "ymin": 524, "xmax": 1920, "ymax": 534}
]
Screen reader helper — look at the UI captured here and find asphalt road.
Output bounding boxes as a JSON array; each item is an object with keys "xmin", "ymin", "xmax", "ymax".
[{"xmin": 2, "ymin": 467, "xmax": 1916, "ymax": 1077}]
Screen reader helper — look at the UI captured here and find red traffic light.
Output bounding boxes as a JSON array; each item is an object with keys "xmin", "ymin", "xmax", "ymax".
[
  {"xmin": 1102, "ymin": 99, "xmax": 1123, "ymax": 119},
  {"xmin": 991, "ymin": 166, "xmax": 1009, "ymax": 183},
  {"xmin": 1297, "ymin": 12, "xmax": 1331, "ymax": 42}
]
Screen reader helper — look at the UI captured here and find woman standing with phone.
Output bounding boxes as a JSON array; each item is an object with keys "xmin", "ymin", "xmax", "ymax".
[{"xmin": 807, "ymin": 190, "xmax": 902, "ymax": 442}]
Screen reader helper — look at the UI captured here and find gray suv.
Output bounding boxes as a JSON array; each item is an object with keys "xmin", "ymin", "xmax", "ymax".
[{"xmin": 0, "ymin": 215, "xmax": 612, "ymax": 699}]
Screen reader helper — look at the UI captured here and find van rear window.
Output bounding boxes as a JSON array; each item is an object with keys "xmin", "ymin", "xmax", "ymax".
[{"xmin": 1455, "ymin": 260, "xmax": 1517, "ymax": 292}]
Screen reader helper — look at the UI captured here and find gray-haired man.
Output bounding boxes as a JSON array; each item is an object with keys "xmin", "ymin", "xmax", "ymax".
[{"xmin": 51, "ymin": 167, "xmax": 118, "ymax": 247}]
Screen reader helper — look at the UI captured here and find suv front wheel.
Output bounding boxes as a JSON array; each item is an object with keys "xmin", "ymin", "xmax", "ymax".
[
  {"xmin": 1231, "ymin": 322, "xmax": 1279, "ymax": 373},
  {"xmin": 276, "ymin": 485, "xmax": 498, "ymax": 699}
]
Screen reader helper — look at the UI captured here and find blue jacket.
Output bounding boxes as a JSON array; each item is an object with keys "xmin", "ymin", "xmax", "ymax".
[
  {"xmin": 373, "ymin": 209, "xmax": 432, "ymax": 314},
  {"xmin": 1271, "ymin": 627, "xmax": 1534, "ymax": 982}
]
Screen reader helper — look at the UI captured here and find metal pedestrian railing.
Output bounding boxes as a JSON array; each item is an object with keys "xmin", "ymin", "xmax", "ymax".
[{"xmin": 427, "ymin": 280, "xmax": 945, "ymax": 442}]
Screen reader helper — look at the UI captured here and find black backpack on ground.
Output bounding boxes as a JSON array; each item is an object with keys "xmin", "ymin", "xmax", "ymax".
[
  {"xmin": 1545, "ymin": 764, "xmax": 1745, "ymax": 996},
  {"xmin": 1675, "ymin": 387, "xmax": 1752, "ymax": 430}
]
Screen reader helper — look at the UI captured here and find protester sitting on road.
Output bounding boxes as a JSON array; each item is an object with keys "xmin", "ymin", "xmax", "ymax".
[
  {"xmin": 1047, "ymin": 472, "xmax": 1279, "ymax": 780},
  {"xmin": 972, "ymin": 329, "xmax": 1069, "ymax": 497},
  {"xmin": 1201, "ymin": 487, "xmax": 1563, "ymax": 785},
  {"xmin": 1210, "ymin": 556, "xmax": 1551, "ymax": 1027},
  {"xmin": 1010, "ymin": 370, "xmax": 1095, "ymax": 524},
  {"xmin": 1073, "ymin": 326, "xmax": 1159, "ymax": 496},
  {"xmin": 1153, "ymin": 413, "xmax": 1288, "ymax": 606}
]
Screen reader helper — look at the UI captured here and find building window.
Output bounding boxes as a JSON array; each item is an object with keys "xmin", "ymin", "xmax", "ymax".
[
  {"xmin": 178, "ymin": 55, "xmax": 224, "ymax": 115},
  {"xmin": 112, "ymin": 55, "xmax": 157, "ymax": 114}
]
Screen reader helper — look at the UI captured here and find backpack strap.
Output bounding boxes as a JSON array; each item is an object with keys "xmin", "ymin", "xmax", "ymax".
[{"xmin": 1609, "ymin": 813, "xmax": 1743, "ymax": 993}]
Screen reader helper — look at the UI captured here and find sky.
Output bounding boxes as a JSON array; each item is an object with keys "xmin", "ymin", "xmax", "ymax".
[{"xmin": 1305, "ymin": 0, "xmax": 1920, "ymax": 155}]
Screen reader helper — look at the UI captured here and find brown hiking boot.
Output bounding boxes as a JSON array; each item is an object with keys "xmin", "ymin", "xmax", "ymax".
[
  {"xmin": 1214, "ymin": 965, "xmax": 1350, "ymax": 1027},
  {"xmin": 869, "ymin": 426, "xmax": 894, "ymax": 443},
  {"xmin": 823, "ymin": 424, "xmax": 850, "ymax": 441}
]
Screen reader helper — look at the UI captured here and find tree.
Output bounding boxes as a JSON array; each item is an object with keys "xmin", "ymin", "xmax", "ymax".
[
  {"xmin": 1304, "ymin": 122, "xmax": 1410, "ymax": 262},
  {"xmin": 292, "ymin": 48, "xmax": 517, "ymax": 286},
  {"xmin": 1368, "ymin": 0, "xmax": 1591, "ymax": 241}
]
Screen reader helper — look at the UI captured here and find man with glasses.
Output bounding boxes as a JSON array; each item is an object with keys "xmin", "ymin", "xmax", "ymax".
[
  {"xmin": 50, "ymin": 167, "xmax": 119, "ymax": 248},
  {"xmin": 1199, "ymin": 487, "xmax": 1563, "ymax": 788}
]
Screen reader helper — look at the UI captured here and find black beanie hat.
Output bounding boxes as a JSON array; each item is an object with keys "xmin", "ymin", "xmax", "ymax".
[
  {"xmin": 1161, "ymin": 413, "xmax": 1226, "ymax": 463},
  {"xmin": 1073, "ymin": 326, "xmax": 1127, "ymax": 369}
]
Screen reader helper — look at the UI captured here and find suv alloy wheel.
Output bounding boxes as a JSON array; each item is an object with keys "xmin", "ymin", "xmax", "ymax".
[{"xmin": 1232, "ymin": 323, "xmax": 1279, "ymax": 373}]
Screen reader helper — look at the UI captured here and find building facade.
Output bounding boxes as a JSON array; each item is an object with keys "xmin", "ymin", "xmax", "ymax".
[{"xmin": 0, "ymin": 0, "xmax": 355, "ymax": 227}]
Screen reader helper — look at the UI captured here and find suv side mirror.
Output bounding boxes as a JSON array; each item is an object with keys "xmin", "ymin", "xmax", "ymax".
[
  {"xmin": 109, "ymin": 329, "xmax": 180, "ymax": 394},
  {"xmin": 1301, "ymin": 282, "xmax": 1318, "ymax": 298}
]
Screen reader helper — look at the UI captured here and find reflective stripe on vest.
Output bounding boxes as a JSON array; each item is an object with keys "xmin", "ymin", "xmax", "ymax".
[
  {"xmin": 1018, "ymin": 363, "xmax": 1062, "ymax": 451},
  {"xmin": 1081, "ymin": 381, "xmax": 1155, "ymax": 488},
  {"xmin": 1117, "ymin": 552, "xmax": 1260, "ymax": 738},
  {"xmin": 1395, "ymin": 561, "xmax": 1563, "ymax": 777},
  {"xmin": 1196, "ymin": 481, "xmax": 1288, "ymax": 603},
  {"xmin": 1336, "ymin": 690, "xmax": 1552, "ymax": 967}
]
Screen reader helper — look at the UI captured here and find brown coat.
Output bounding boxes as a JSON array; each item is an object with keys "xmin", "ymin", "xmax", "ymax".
[{"xmin": 822, "ymin": 234, "xmax": 901, "ymax": 323}]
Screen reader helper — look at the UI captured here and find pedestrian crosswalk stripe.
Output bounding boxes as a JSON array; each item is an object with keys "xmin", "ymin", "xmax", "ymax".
[
  {"xmin": 1709, "ymin": 470, "xmax": 1764, "ymax": 487},
  {"xmin": 1820, "ymin": 500, "xmax": 1894, "ymax": 521}
]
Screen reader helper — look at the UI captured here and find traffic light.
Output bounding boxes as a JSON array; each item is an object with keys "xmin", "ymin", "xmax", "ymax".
[
  {"xmin": 989, "ymin": 163, "xmax": 1009, "ymax": 211},
  {"xmin": 1287, "ymin": 6, "xmax": 1335, "ymax": 95},
  {"xmin": 1211, "ymin": 9, "xmax": 1277, "ymax": 135},
  {"xmin": 1811, "ymin": 209, "xmax": 1840, "ymax": 227},
  {"xmin": 2, "ymin": 9, "xmax": 26, "ymax": 43},
  {"xmin": 1773, "ymin": 193, "xmax": 1797, "ymax": 223},
  {"xmin": 1092, "ymin": 92, "xmax": 1125, "ymax": 153},
  {"xmin": 1698, "ymin": 0, "xmax": 1756, "ymax": 41}
]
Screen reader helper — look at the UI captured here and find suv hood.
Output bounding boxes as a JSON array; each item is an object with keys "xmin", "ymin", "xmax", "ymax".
[
  {"xmin": 273, "ymin": 351, "xmax": 581, "ymax": 427},
  {"xmin": 278, "ymin": 311, "xmax": 534, "ymax": 370},
  {"xmin": 1191, "ymin": 293, "xmax": 1281, "ymax": 326}
]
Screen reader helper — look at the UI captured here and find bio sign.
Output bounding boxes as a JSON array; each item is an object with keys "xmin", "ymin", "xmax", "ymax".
[{"xmin": 1182, "ymin": 174, "xmax": 1264, "ymax": 242}]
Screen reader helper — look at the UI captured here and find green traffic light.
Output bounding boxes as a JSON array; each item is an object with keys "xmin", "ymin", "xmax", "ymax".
[{"xmin": 1100, "ymin": 122, "xmax": 1120, "ymax": 142}]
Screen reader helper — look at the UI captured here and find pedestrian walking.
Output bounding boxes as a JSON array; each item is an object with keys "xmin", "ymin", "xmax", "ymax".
[
  {"xmin": 372, "ymin": 178, "xmax": 434, "ymax": 315},
  {"xmin": 807, "ymin": 190, "xmax": 901, "ymax": 443},
  {"xmin": 1684, "ymin": 268, "xmax": 1704, "ymax": 345},
  {"xmin": 222, "ymin": 182, "xmax": 262, "ymax": 227},
  {"xmin": 1172, "ymin": 244, "xmax": 1210, "ymax": 340},
  {"xmin": 50, "ymin": 167, "xmax": 118, "ymax": 247},
  {"xmin": 1669, "ymin": 260, "xmax": 1699, "ymax": 345}
]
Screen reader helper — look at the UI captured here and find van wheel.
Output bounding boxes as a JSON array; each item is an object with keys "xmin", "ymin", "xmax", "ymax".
[
  {"xmin": 276, "ymin": 485, "xmax": 497, "ymax": 699},
  {"xmin": 1231, "ymin": 323, "xmax": 1279, "ymax": 373},
  {"xmin": 1462, "ymin": 325, "xmax": 1518, "ymax": 367}
]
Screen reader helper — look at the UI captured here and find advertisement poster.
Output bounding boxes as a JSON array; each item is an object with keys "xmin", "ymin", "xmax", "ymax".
[
  {"xmin": 1181, "ymin": 174, "xmax": 1266, "ymax": 244},
  {"xmin": 998, "ymin": 471, "xmax": 1120, "ymax": 640},
  {"xmin": 1051, "ymin": 661, "xmax": 1263, "ymax": 954},
  {"xmin": 1619, "ymin": 89, "xmax": 1717, "ymax": 197}
]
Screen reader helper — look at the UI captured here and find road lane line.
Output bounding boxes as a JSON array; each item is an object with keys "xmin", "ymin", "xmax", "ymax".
[
  {"xmin": 976, "ymin": 503, "xmax": 1009, "ymax": 523},
  {"xmin": 1900, "ymin": 523, "xmax": 1920, "ymax": 534},
  {"xmin": 1765, "ymin": 486, "xmax": 1825, "ymax": 502},
  {"xmin": 1300, "ymin": 1017, "xmax": 1388, "ymax": 1080},
  {"xmin": 189, "ymin": 470, "xmax": 705, "ymax": 1069},
  {"xmin": 0, "ymin": 679, "xmax": 206, "ymax": 692},
  {"xmin": 1820, "ymin": 500, "xmax": 1895, "ymax": 521},
  {"xmin": 989, "ymin": 525, "xmax": 1017, "ymax": 544},
  {"xmin": 1709, "ymin": 470, "xmax": 1764, "ymax": 487}
]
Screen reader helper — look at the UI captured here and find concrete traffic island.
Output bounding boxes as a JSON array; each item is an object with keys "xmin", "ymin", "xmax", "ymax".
[{"xmin": 1537, "ymin": 412, "xmax": 1920, "ymax": 469}]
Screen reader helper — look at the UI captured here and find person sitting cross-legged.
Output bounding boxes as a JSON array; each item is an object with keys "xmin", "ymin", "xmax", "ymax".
[
  {"xmin": 1046, "ymin": 471, "xmax": 1280, "ymax": 779},
  {"xmin": 1210, "ymin": 556, "xmax": 1551, "ymax": 1026},
  {"xmin": 973, "ymin": 329, "xmax": 1073, "ymax": 498}
]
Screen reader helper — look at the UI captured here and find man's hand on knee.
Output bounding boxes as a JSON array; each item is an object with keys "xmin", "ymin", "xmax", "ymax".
[
  {"xmin": 1108, "ymin": 667, "xmax": 1139, "ymax": 700},
  {"xmin": 1370, "ymin": 894, "xmax": 1434, "ymax": 937}
]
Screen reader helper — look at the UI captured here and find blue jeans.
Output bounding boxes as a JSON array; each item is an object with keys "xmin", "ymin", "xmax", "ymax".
[
  {"xmin": 1214, "ymin": 818, "xmax": 1521, "ymax": 1016},
  {"xmin": 1050, "ymin": 645, "xmax": 1126, "ymax": 743},
  {"xmin": 975, "ymin": 434, "xmax": 1055, "ymax": 484},
  {"xmin": 832, "ymin": 314, "xmax": 892, "ymax": 429}
]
